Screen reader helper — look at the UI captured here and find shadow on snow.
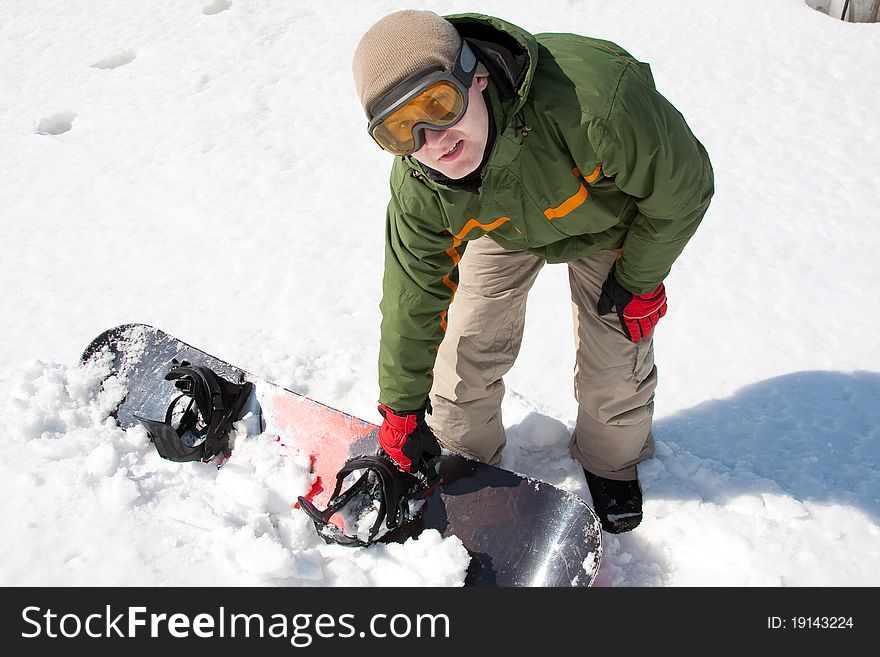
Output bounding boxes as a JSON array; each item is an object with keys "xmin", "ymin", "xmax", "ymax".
[{"xmin": 653, "ymin": 370, "xmax": 880, "ymax": 520}]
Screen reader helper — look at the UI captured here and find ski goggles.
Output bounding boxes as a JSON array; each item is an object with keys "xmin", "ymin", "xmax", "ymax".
[{"xmin": 367, "ymin": 40, "xmax": 479, "ymax": 156}]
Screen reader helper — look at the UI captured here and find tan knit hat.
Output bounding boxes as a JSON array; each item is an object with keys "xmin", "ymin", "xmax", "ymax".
[{"xmin": 352, "ymin": 10, "xmax": 462, "ymax": 118}]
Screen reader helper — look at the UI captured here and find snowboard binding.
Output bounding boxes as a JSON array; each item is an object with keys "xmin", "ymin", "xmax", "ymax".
[
  {"xmin": 298, "ymin": 452, "xmax": 439, "ymax": 547},
  {"xmin": 134, "ymin": 360, "xmax": 254, "ymax": 463}
]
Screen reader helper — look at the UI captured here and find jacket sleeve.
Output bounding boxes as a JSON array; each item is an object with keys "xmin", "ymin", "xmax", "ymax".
[
  {"xmin": 597, "ymin": 64, "xmax": 714, "ymax": 293},
  {"xmin": 378, "ymin": 181, "xmax": 464, "ymax": 412}
]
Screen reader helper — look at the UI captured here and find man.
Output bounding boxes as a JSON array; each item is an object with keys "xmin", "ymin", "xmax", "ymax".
[{"xmin": 352, "ymin": 10, "xmax": 713, "ymax": 533}]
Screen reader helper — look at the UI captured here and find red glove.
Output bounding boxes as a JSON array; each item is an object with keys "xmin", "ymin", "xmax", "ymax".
[
  {"xmin": 597, "ymin": 268, "xmax": 667, "ymax": 342},
  {"xmin": 377, "ymin": 405, "xmax": 441, "ymax": 474}
]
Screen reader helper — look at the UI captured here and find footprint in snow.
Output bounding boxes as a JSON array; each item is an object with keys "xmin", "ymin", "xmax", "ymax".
[
  {"xmin": 90, "ymin": 50, "xmax": 136, "ymax": 70},
  {"xmin": 203, "ymin": 0, "xmax": 231, "ymax": 15},
  {"xmin": 35, "ymin": 112, "xmax": 77, "ymax": 136}
]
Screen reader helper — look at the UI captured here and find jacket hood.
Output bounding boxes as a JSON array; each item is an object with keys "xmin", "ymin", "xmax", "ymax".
[{"xmin": 446, "ymin": 14, "xmax": 538, "ymax": 118}]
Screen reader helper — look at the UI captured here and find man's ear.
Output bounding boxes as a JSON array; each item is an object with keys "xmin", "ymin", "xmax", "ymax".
[{"xmin": 475, "ymin": 74, "xmax": 489, "ymax": 92}]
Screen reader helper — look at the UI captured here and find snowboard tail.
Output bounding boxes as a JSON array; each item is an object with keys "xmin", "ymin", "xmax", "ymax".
[{"xmin": 82, "ymin": 323, "xmax": 602, "ymax": 587}]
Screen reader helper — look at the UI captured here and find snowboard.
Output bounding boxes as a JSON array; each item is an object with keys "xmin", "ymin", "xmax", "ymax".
[{"xmin": 81, "ymin": 323, "xmax": 603, "ymax": 587}]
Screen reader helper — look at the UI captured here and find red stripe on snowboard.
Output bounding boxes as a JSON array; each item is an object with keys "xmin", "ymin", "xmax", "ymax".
[{"xmin": 267, "ymin": 394, "xmax": 375, "ymax": 508}]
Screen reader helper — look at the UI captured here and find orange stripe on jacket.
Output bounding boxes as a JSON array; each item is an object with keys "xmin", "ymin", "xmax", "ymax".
[
  {"xmin": 440, "ymin": 236, "xmax": 463, "ymax": 332},
  {"xmin": 453, "ymin": 216, "xmax": 510, "ymax": 240},
  {"xmin": 544, "ymin": 182, "xmax": 588, "ymax": 220},
  {"xmin": 544, "ymin": 164, "xmax": 603, "ymax": 221},
  {"xmin": 583, "ymin": 163, "xmax": 603, "ymax": 183}
]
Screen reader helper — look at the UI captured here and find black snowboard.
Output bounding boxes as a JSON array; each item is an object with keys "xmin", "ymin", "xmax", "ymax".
[{"xmin": 81, "ymin": 323, "xmax": 603, "ymax": 587}]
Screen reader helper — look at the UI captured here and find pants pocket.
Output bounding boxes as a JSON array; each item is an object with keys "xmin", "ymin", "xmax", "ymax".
[{"xmin": 632, "ymin": 339, "xmax": 656, "ymax": 385}]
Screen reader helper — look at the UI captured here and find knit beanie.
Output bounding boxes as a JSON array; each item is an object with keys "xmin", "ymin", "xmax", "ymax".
[{"xmin": 352, "ymin": 10, "xmax": 462, "ymax": 119}]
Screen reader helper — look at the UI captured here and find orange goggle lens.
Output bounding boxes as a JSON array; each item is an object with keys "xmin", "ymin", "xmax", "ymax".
[{"xmin": 370, "ymin": 80, "xmax": 466, "ymax": 156}]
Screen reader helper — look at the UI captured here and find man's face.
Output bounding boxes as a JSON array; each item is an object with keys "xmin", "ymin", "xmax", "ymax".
[{"xmin": 410, "ymin": 75, "xmax": 490, "ymax": 180}]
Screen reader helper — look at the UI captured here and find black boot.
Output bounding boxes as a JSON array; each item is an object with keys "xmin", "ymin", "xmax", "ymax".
[{"xmin": 583, "ymin": 469, "xmax": 642, "ymax": 534}]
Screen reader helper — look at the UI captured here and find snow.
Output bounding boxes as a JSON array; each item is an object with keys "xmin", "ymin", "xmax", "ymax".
[{"xmin": 1, "ymin": 0, "xmax": 878, "ymax": 588}]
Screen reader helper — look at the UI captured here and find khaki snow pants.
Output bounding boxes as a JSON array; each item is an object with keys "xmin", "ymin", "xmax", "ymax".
[{"xmin": 426, "ymin": 235, "xmax": 656, "ymax": 481}]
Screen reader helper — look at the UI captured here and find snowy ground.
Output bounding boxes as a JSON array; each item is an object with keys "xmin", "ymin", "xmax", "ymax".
[{"xmin": 1, "ymin": 0, "xmax": 878, "ymax": 587}]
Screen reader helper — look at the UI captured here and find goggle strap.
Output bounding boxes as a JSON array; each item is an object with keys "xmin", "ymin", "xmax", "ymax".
[{"xmin": 458, "ymin": 40, "xmax": 477, "ymax": 77}]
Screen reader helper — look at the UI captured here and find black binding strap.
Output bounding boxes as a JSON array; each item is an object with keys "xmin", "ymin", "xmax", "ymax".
[
  {"xmin": 298, "ymin": 453, "xmax": 435, "ymax": 547},
  {"xmin": 134, "ymin": 360, "xmax": 254, "ymax": 463}
]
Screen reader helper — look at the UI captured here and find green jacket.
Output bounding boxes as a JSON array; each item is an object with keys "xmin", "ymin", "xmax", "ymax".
[{"xmin": 378, "ymin": 14, "xmax": 714, "ymax": 411}]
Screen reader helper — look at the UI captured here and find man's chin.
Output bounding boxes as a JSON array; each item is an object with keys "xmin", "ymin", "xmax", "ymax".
[{"xmin": 433, "ymin": 158, "xmax": 479, "ymax": 180}]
